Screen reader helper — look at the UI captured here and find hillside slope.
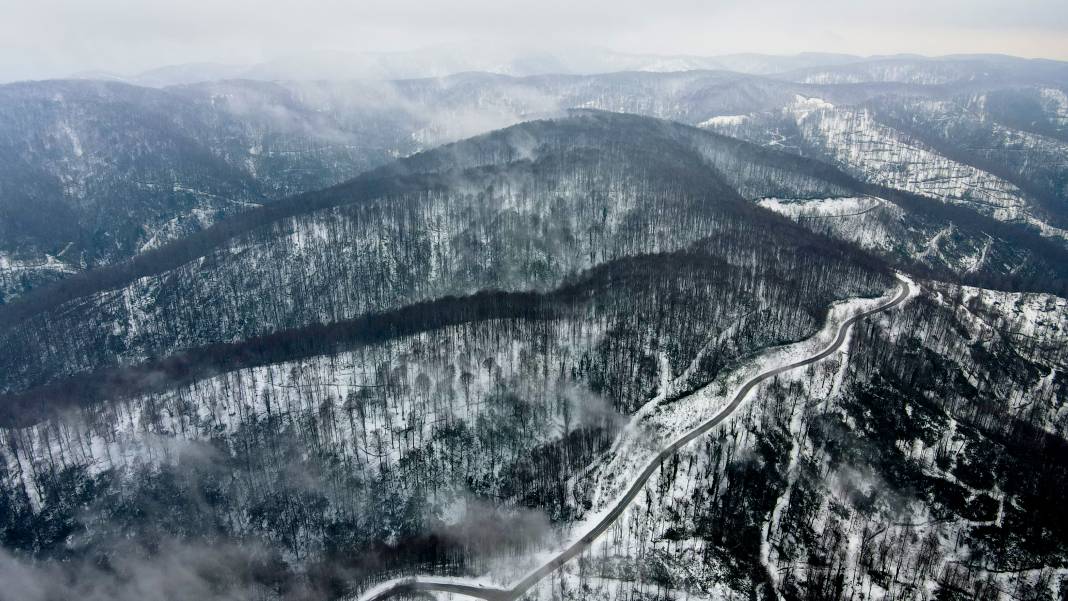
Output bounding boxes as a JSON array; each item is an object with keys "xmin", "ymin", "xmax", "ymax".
[
  {"xmin": 4, "ymin": 111, "xmax": 1067, "ymax": 398},
  {"xmin": 5, "ymin": 58, "xmax": 1067, "ymax": 300},
  {"xmin": 0, "ymin": 112, "xmax": 901, "ymax": 600}
]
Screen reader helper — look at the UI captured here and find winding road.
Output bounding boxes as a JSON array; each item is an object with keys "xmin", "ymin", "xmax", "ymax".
[{"xmin": 361, "ymin": 276, "xmax": 910, "ymax": 601}]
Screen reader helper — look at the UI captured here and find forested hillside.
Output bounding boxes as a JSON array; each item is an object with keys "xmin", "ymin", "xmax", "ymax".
[
  {"xmin": 0, "ymin": 114, "xmax": 894, "ymax": 599},
  {"xmin": 0, "ymin": 79, "xmax": 419, "ymax": 300},
  {"xmin": 0, "ymin": 73, "xmax": 1066, "ymax": 601},
  {"xmin": 0, "ymin": 111, "xmax": 876, "ymax": 396},
  {"xmin": 536, "ymin": 280, "xmax": 1068, "ymax": 601},
  {"xmin": 4, "ymin": 56, "xmax": 1068, "ymax": 302}
]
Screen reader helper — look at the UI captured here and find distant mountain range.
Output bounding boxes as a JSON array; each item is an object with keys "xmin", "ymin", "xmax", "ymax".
[
  {"xmin": 64, "ymin": 46, "xmax": 1060, "ymax": 87},
  {"xmin": 3, "ymin": 54, "xmax": 1067, "ymax": 303}
]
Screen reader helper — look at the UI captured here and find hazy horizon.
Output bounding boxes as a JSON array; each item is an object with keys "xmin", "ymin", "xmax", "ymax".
[
  {"xmin": 2, "ymin": 0, "xmax": 1066, "ymax": 83},
  {"xmin": 56, "ymin": 46, "xmax": 1068, "ymax": 77}
]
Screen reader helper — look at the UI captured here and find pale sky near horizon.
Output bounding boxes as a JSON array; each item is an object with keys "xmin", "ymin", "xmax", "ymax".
[{"xmin": 1, "ymin": 0, "xmax": 1066, "ymax": 82}]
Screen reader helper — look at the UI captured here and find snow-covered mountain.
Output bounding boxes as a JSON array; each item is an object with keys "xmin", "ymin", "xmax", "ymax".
[
  {"xmin": 0, "ymin": 111, "xmax": 907, "ymax": 599},
  {"xmin": 2, "ymin": 56, "xmax": 1068, "ymax": 601},
  {"xmin": 5, "ymin": 59, "xmax": 1068, "ymax": 302}
]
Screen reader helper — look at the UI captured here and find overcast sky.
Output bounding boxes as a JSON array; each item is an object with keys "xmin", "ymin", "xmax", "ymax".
[{"xmin": 1, "ymin": 0, "xmax": 1066, "ymax": 82}]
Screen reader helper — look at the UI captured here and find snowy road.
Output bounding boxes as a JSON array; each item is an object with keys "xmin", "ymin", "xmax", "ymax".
[{"xmin": 359, "ymin": 275, "xmax": 911, "ymax": 601}]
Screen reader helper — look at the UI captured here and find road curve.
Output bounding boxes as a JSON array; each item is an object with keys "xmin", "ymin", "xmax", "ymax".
[{"xmin": 361, "ymin": 277, "xmax": 910, "ymax": 601}]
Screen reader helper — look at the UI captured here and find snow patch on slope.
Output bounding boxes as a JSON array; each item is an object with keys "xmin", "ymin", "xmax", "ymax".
[
  {"xmin": 697, "ymin": 114, "xmax": 749, "ymax": 128},
  {"xmin": 758, "ymin": 195, "xmax": 902, "ymax": 252},
  {"xmin": 1040, "ymin": 88, "xmax": 1068, "ymax": 126}
]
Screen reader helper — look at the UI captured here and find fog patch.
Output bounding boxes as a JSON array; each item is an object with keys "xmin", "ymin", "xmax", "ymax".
[
  {"xmin": 556, "ymin": 381, "xmax": 626, "ymax": 431},
  {"xmin": 430, "ymin": 493, "xmax": 558, "ymax": 557},
  {"xmin": 0, "ymin": 540, "xmax": 289, "ymax": 601}
]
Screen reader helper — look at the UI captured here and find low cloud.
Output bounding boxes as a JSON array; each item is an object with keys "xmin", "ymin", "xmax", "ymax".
[
  {"xmin": 0, "ymin": 540, "xmax": 287, "ymax": 601},
  {"xmin": 431, "ymin": 494, "xmax": 558, "ymax": 556}
]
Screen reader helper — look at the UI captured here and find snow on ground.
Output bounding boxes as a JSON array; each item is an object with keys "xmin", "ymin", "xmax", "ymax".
[
  {"xmin": 697, "ymin": 114, "xmax": 749, "ymax": 128},
  {"xmin": 758, "ymin": 195, "xmax": 903, "ymax": 253},
  {"xmin": 793, "ymin": 105, "xmax": 1068, "ymax": 241},
  {"xmin": 0, "ymin": 317, "xmax": 608, "ymax": 512},
  {"xmin": 0, "ymin": 251, "xmax": 79, "ymax": 301},
  {"xmin": 681, "ymin": 92, "xmax": 1066, "ymax": 242},
  {"xmin": 756, "ymin": 191, "xmax": 1039, "ymax": 277},
  {"xmin": 138, "ymin": 187, "xmax": 262, "ymax": 253},
  {"xmin": 575, "ymin": 276, "xmax": 910, "ymax": 520},
  {"xmin": 570, "ymin": 275, "xmax": 1068, "ymax": 601},
  {"xmin": 923, "ymin": 283, "xmax": 1068, "ymax": 430},
  {"xmin": 758, "ymin": 196, "xmax": 880, "ymax": 217},
  {"xmin": 540, "ymin": 278, "xmax": 916, "ymax": 601},
  {"xmin": 926, "ymin": 282, "xmax": 1068, "ymax": 369},
  {"xmin": 791, "ymin": 95, "xmax": 834, "ymax": 117},
  {"xmin": 796, "ymin": 65, "xmax": 959, "ymax": 86},
  {"xmin": 0, "ymin": 252, "xmax": 76, "ymax": 274},
  {"xmin": 356, "ymin": 575, "xmax": 504, "ymax": 601},
  {"xmin": 352, "ymin": 278, "xmax": 913, "ymax": 599},
  {"xmin": 797, "ymin": 107, "xmax": 1024, "ymax": 214},
  {"xmin": 1040, "ymin": 88, "xmax": 1068, "ymax": 126}
]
